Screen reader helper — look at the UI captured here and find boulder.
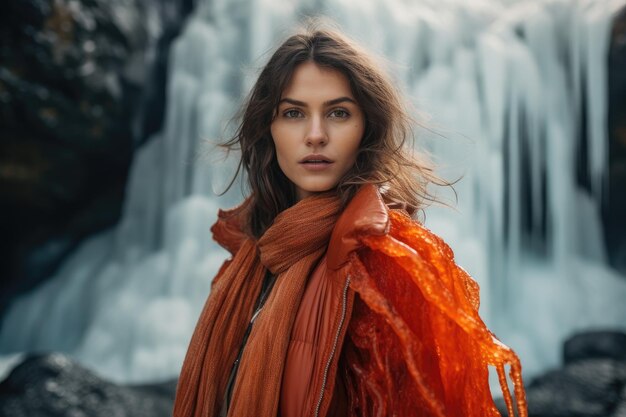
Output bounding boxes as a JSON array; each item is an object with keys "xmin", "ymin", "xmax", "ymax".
[
  {"xmin": 496, "ymin": 330, "xmax": 626, "ymax": 417},
  {"xmin": 564, "ymin": 331, "xmax": 626, "ymax": 364},
  {"xmin": 0, "ymin": 353, "xmax": 177, "ymax": 417}
]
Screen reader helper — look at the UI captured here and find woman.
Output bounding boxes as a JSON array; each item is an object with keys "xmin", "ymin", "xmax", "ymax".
[{"xmin": 173, "ymin": 23, "xmax": 527, "ymax": 417}]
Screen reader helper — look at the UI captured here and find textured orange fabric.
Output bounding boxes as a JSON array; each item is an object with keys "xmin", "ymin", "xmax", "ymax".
[
  {"xmin": 280, "ymin": 257, "xmax": 341, "ymax": 417},
  {"xmin": 279, "ymin": 185, "xmax": 390, "ymax": 417},
  {"xmin": 172, "ymin": 192, "xmax": 342, "ymax": 417},
  {"xmin": 174, "ymin": 184, "xmax": 527, "ymax": 417},
  {"xmin": 342, "ymin": 210, "xmax": 528, "ymax": 417}
]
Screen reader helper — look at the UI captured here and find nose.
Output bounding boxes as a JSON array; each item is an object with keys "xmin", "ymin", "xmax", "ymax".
[{"xmin": 305, "ymin": 115, "xmax": 328, "ymax": 147}]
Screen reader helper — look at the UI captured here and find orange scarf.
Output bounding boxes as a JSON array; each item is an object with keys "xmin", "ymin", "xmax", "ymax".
[{"xmin": 173, "ymin": 192, "xmax": 342, "ymax": 417}]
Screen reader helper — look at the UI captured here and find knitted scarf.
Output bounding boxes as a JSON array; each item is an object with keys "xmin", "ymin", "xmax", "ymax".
[{"xmin": 173, "ymin": 192, "xmax": 342, "ymax": 417}]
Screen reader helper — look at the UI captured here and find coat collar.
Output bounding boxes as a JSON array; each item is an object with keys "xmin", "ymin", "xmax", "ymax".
[{"xmin": 326, "ymin": 184, "xmax": 390, "ymax": 270}]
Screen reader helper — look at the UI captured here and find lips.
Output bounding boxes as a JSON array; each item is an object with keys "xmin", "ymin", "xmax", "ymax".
[
  {"xmin": 298, "ymin": 154, "xmax": 334, "ymax": 172},
  {"xmin": 299, "ymin": 154, "xmax": 334, "ymax": 164}
]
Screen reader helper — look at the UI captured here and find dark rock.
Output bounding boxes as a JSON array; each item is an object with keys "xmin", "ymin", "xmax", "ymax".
[
  {"xmin": 496, "ymin": 329, "xmax": 626, "ymax": 417},
  {"xmin": 564, "ymin": 331, "xmax": 626, "ymax": 364},
  {"xmin": 0, "ymin": 353, "xmax": 177, "ymax": 417},
  {"xmin": 525, "ymin": 359, "xmax": 626, "ymax": 416},
  {"xmin": 0, "ymin": 0, "xmax": 141, "ymax": 315},
  {"xmin": 0, "ymin": 0, "xmax": 193, "ymax": 319},
  {"xmin": 496, "ymin": 359, "xmax": 626, "ymax": 417},
  {"xmin": 611, "ymin": 385, "xmax": 626, "ymax": 417}
]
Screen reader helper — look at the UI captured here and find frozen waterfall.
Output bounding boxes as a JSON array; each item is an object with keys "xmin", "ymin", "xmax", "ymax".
[{"xmin": 1, "ymin": 0, "xmax": 625, "ymax": 387}]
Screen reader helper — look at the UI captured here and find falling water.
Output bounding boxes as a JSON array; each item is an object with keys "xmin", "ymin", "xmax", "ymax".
[{"xmin": 1, "ymin": 0, "xmax": 624, "ymax": 386}]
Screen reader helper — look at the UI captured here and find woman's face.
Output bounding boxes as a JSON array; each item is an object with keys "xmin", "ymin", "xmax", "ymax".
[{"xmin": 270, "ymin": 61, "xmax": 365, "ymax": 201}]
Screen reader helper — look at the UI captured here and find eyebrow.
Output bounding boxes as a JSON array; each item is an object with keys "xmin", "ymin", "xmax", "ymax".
[{"xmin": 278, "ymin": 96, "xmax": 357, "ymax": 107}]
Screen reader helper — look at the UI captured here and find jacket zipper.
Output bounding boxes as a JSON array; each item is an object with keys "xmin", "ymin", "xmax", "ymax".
[
  {"xmin": 220, "ymin": 273, "xmax": 276, "ymax": 416},
  {"xmin": 313, "ymin": 275, "xmax": 351, "ymax": 417}
]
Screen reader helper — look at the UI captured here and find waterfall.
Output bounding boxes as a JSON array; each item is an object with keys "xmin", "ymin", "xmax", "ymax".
[{"xmin": 1, "ymin": 0, "xmax": 624, "ymax": 386}]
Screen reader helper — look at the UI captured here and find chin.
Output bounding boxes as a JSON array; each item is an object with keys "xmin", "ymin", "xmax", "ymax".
[
  {"xmin": 294, "ymin": 185, "xmax": 337, "ymax": 200},
  {"xmin": 301, "ymin": 183, "xmax": 337, "ymax": 194}
]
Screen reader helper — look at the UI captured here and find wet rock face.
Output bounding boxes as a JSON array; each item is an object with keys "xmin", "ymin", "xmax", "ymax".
[
  {"xmin": 0, "ymin": 0, "xmax": 144, "ymax": 312},
  {"xmin": 0, "ymin": 353, "xmax": 177, "ymax": 417},
  {"xmin": 0, "ymin": 0, "xmax": 191, "ymax": 315},
  {"xmin": 496, "ymin": 331, "xmax": 626, "ymax": 417}
]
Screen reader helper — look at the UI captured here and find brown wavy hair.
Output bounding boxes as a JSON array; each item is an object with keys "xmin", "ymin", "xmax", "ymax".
[{"xmin": 221, "ymin": 21, "xmax": 448, "ymax": 238}]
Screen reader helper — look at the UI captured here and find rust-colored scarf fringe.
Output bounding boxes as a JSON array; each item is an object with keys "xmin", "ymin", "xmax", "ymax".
[
  {"xmin": 173, "ymin": 193, "xmax": 342, "ymax": 417},
  {"xmin": 343, "ymin": 210, "xmax": 528, "ymax": 417}
]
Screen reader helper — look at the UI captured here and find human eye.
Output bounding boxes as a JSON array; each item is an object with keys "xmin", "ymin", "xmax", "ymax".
[
  {"xmin": 283, "ymin": 109, "xmax": 304, "ymax": 119},
  {"xmin": 329, "ymin": 108, "xmax": 350, "ymax": 119}
]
